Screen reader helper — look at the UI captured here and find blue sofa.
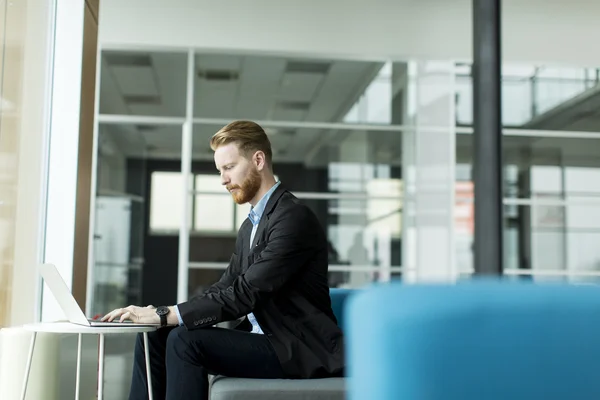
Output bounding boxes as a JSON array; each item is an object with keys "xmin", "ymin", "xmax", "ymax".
[
  {"xmin": 346, "ymin": 280, "xmax": 600, "ymax": 400},
  {"xmin": 210, "ymin": 288, "xmax": 352, "ymax": 400}
]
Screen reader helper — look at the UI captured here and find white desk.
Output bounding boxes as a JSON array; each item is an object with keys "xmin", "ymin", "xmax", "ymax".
[{"xmin": 21, "ymin": 322, "xmax": 157, "ymax": 400}]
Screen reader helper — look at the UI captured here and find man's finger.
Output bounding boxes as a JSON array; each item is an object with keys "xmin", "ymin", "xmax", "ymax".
[
  {"xmin": 108, "ymin": 308, "xmax": 124, "ymax": 322},
  {"xmin": 101, "ymin": 309, "xmax": 118, "ymax": 322},
  {"xmin": 120, "ymin": 311, "xmax": 131, "ymax": 323}
]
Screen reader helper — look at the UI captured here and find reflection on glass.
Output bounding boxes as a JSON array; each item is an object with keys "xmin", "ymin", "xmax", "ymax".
[
  {"xmin": 457, "ymin": 135, "xmax": 600, "ymax": 198},
  {"xmin": 99, "ymin": 50, "xmax": 188, "ymax": 117},
  {"xmin": 97, "ymin": 50, "xmax": 456, "ymax": 130},
  {"xmin": 192, "ymin": 125, "xmax": 402, "ymax": 193},
  {"xmin": 343, "ymin": 62, "xmax": 392, "ymax": 124},
  {"xmin": 456, "ymin": 166, "xmax": 600, "ymax": 278},
  {"xmin": 92, "ymin": 123, "xmax": 180, "ymax": 316},
  {"xmin": 0, "ymin": 0, "xmax": 23, "ymax": 326},
  {"xmin": 455, "ymin": 63, "xmax": 600, "ymax": 128},
  {"xmin": 193, "ymin": 53, "xmax": 404, "ymax": 125}
]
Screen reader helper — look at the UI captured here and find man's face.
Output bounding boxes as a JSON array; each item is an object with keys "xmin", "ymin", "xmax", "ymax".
[{"xmin": 214, "ymin": 143, "xmax": 262, "ymax": 205}]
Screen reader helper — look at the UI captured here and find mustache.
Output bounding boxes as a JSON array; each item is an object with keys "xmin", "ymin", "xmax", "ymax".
[{"xmin": 226, "ymin": 184, "xmax": 241, "ymax": 191}]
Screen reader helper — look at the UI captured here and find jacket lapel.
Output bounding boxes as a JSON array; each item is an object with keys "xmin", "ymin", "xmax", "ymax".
[{"xmin": 250, "ymin": 184, "xmax": 287, "ymax": 249}]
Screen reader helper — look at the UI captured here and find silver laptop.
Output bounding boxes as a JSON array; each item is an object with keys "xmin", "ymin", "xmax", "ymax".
[{"xmin": 39, "ymin": 263, "xmax": 159, "ymax": 327}]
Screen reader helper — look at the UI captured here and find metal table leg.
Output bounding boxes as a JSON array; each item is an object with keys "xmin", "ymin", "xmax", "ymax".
[
  {"xmin": 75, "ymin": 333, "xmax": 82, "ymax": 400},
  {"xmin": 20, "ymin": 331, "xmax": 37, "ymax": 400},
  {"xmin": 143, "ymin": 332, "xmax": 154, "ymax": 400},
  {"xmin": 98, "ymin": 333, "xmax": 105, "ymax": 399}
]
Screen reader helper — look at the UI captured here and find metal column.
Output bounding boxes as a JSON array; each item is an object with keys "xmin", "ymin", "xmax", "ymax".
[{"xmin": 472, "ymin": 0, "xmax": 503, "ymax": 275}]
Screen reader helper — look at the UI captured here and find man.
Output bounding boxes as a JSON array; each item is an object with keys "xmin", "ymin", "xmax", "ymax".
[{"xmin": 103, "ymin": 120, "xmax": 344, "ymax": 400}]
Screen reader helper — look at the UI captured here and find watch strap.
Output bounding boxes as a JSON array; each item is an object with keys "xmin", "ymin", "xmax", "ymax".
[{"xmin": 156, "ymin": 306, "xmax": 170, "ymax": 327}]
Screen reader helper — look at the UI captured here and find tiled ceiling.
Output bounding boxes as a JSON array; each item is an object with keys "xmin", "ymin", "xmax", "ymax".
[{"xmin": 98, "ymin": 51, "xmax": 398, "ymax": 165}]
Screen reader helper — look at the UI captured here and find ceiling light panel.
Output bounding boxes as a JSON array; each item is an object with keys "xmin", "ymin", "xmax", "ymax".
[
  {"xmin": 235, "ymin": 58, "xmax": 286, "ymax": 119},
  {"xmin": 278, "ymin": 71, "xmax": 324, "ymax": 102},
  {"xmin": 112, "ymin": 65, "xmax": 160, "ymax": 97}
]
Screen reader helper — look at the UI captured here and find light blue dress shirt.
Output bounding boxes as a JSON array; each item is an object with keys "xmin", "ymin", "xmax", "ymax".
[{"xmin": 174, "ymin": 181, "xmax": 281, "ymax": 329}]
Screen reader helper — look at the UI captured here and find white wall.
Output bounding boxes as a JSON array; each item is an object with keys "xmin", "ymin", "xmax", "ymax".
[{"xmin": 100, "ymin": 0, "xmax": 600, "ymax": 66}]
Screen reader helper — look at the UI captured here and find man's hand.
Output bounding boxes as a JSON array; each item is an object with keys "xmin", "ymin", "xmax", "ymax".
[{"xmin": 101, "ymin": 305, "xmax": 160, "ymax": 324}]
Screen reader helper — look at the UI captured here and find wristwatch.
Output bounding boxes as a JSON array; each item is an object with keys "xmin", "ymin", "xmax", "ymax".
[{"xmin": 156, "ymin": 306, "xmax": 170, "ymax": 327}]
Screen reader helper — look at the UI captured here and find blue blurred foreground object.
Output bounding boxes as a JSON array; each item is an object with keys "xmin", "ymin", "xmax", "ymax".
[
  {"xmin": 329, "ymin": 288, "xmax": 353, "ymax": 327},
  {"xmin": 345, "ymin": 281, "xmax": 600, "ymax": 400}
]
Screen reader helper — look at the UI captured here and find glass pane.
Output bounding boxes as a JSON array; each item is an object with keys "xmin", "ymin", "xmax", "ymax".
[
  {"xmin": 193, "ymin": 175, "xmax": 234, "ymax": 231},
  {"xmin": 0, "ymin": 0, "xmax": 14, "ymax": 326},
  {"xmin": 194, "ymin": 193, "xmax": 234, "ymax": 231},
  {"xmin": 196, "ymin": 174, "xmax": 222, "ymax": 192},
  {"xmin": 455, "ymin": 62, "xmax": 600, "ymax": 130},
  {"xmin": 193, "ymin": 53, "xmax": 408, "ymax": 125},
  {"xmin": 99, "ymin": 50, "xmax": 188, "ymax": 117},
  {"xmin": 193, "ymin": 124, "xmax": 402, "ymax": 194},
  {"xmin": 457, "ymin": 202, "xmax": 600, "ymax": 279},
  {"xmin": 457, "ymin": 134, "xmax": 600, "ymax": 279},
  {"xmin": 92, "ymin": 123, "xmax": 182, "ymax": 316},
  {"xmin": 150, "ymin": 172, "xmax": 185, "ymax": 231},
  {"xmin": 0, "ymin": 0, "xmax": 42, "ymax": 326},
  {"xmin": 502, "ymin": 78, "xmax": 532, "ymax": 125},
  {"xmin": 457, "ymin": 135, "xmax": 600, "ymax": 198}
]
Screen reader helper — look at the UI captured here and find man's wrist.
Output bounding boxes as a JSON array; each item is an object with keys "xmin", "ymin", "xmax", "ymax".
[{"xmin": 167, "ymin": 306, "xmax": 180, "ymax": 326}]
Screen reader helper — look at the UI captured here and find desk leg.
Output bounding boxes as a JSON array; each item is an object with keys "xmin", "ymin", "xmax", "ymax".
[
  {"xmin": 98, "ymin": 333, "xmax": 105, "ymax": 400},
  {"xmin": 143, "ymin": 332, "xmax": 154, "ymax": 400},
  {"xmin": 75, "ymin": 333, "xmax": 82, "ymax": 400},
  {"xmin": 20, "ymin": 331, "xmax": 37, "ymax": 400}
]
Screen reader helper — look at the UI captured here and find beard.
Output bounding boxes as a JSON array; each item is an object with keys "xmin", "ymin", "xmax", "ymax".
[{"xmin": 227, "ymin": 167, "xmax": 262, "ymax": 205}]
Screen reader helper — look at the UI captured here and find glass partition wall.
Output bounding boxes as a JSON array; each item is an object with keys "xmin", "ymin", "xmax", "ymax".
[
  {"xmin": 89, "ymin": 48, "xmax": 461, "ymax": 312},
  {"xmin": 455, "ymin": 62, "xmax": 600, "ymax": 283},
  {"xmin": 90, "ymin": 47, "xmax": 600, "ymax": 314}
]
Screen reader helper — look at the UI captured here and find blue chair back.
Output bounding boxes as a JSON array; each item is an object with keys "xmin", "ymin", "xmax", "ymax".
[
  {"xmin": 329, "ymin": 288, "xmax": 353, "ymax": 329},
  {"xmin": 346, "ymin": 281, "xmax": 600, "ymax": 400}
]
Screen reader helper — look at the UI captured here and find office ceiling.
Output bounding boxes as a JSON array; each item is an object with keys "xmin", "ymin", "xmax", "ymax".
[
  {"xmin": 97, "ymin": 50, "xmax": 600, "ymax": 170},
  {"xmin": 98, "ymin": 51, "xmax": 402, "ymax": 165}
]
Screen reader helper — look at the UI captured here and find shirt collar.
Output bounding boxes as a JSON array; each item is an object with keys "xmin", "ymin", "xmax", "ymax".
[{"xmin": 248, "ymin": 181, "xmax": 281, "ymax": 226}]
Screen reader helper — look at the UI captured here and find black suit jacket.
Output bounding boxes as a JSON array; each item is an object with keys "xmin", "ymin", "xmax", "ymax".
[{"xmin": 177, "ymin": 184, "xmax": 345, "ymax": 378}]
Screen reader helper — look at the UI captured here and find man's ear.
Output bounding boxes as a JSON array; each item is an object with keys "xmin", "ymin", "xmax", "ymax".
[{"xmin": 254, "ymin": 151, "xmax": 266, "ymax": 170}]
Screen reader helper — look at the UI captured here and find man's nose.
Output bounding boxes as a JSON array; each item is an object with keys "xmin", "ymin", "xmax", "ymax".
[{"xmin": 221, "ymin": 173, "xmax": 229, "ymax": 186}]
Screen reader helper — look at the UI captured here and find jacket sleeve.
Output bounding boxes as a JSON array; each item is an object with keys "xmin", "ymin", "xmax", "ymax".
[
  {"xmin": 204, "ymin": 253, "xmax": 240, "ymax": 295},
  {"xmin": 176, "ymin": 204, "xmax": 318, "ymax": 329}
]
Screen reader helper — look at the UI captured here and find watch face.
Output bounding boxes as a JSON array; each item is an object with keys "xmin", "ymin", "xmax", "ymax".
[{"xmin": 156, "ymin": 306, "xmax": 169, "ymax": 316}]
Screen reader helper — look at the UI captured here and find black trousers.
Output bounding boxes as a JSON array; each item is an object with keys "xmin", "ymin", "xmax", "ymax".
[{"xmin": 129, "ymin": 326, "xmax": 285, "ymax": 400}]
